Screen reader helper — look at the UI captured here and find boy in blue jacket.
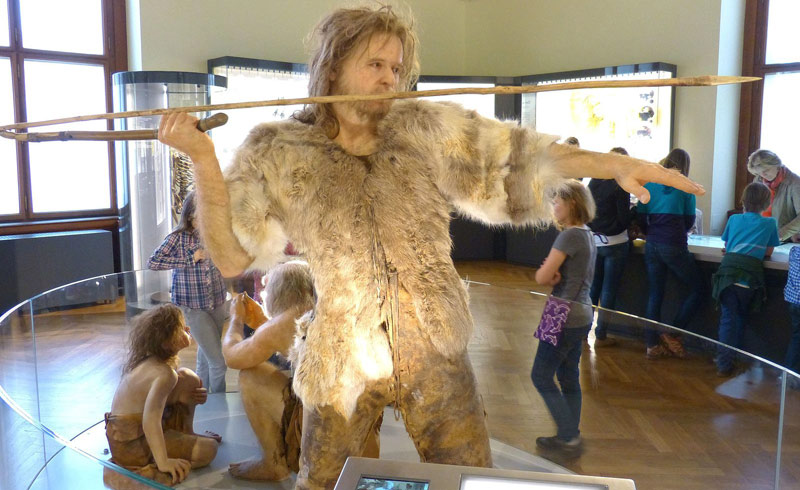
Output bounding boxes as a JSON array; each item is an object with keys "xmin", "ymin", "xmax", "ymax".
[{"xmin": 713, "ymin": 182, "xmax": 779, "ymax": 376}]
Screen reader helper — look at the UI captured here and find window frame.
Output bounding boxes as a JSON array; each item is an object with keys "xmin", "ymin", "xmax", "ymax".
[
  {"xmin": 0, "ymin": 0, "xmax": 127, "ymax": 227},
  {"xmin": 736, "ymin": 0, "xmax": 800, "ymax": 200}
]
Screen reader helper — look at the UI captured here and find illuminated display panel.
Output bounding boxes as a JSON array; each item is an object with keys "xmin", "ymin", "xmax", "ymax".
[
  {"xmin": 333, "ymin": 457, "xmax": 631, "ymax": 490},
  {"xmin": 356, "ymin": 476, "xmax": 430, "ymax": 490},
  {"xmin": 521, "ymin": 68, "xmax": 673, "ymax": 163},
  {"xmin": 461, "ymin": 475, "xmax": 608, "ymax": 490}
]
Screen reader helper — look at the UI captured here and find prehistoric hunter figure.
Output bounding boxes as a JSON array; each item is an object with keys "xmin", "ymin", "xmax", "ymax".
[{"xmin": 158, "ymin": 6, "xmax": 703, "ymax": 489}]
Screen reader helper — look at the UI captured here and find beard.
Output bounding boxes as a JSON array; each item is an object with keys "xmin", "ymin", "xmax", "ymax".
[
  {"xmin": 352, "ymin": 99, "xmax": 393, "ymax": 122},
  {"xmin": 332, "ymin": 80, "xmax": 395, "ymax": 123}
]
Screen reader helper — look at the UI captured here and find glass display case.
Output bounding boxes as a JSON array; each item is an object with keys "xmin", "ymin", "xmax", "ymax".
[
  {"xmin": 520, "ymin": 62, "xmax": 676, "ymax": 163},
  {"xmin": 208, "ymin": 57, "xmax": 309, "ymax": 170},
  {"xmin": 416, "ymin": 75, "xmax": 497, "ymax": 119},
  {"xmin": 415, "ymin": 74, "xmax": 519, "ymax": 121},
  {"xmin": 2, "ymin": 271, "xmax": 800, "ymax": 489},
  {"xmin": 112, "ymin": 71, "xmax": 227, "ymax": 304}
]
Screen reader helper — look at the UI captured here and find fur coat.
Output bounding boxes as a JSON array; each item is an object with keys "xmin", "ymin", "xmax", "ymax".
[{"xmin": 225, "ymin": 100, "xmax": 564, "ymax": 417}]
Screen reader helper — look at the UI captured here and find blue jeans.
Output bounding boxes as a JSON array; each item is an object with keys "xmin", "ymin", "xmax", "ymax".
[
  {"xmin": 644, "ymin": 242, "xmax": 703, "ymax": 347},
  {"xmin": 180, "ymin": 302, "xmax": 228, "ymax": 393},
  {"xmin": 786, "ymin": 303, "xmax": 800, "ymax": 375},
  {"xmin": 531, "ymin": 325, "xmax": 591, "ymax": 441},
  {"xmin": 589, "ymin": 242, "xmax": 629, "ymax": 339},
  {"xmin": 716, "ymin": 285, "xmax": 755, "ymax": 371}
]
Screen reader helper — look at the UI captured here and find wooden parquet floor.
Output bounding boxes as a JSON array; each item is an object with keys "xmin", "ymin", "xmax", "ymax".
[
  {"xmin": 457, "ymin": 261, "xmax": 800, "ymax": 490},
  {"xmin": 2, "ymin": 260, "xmax": 800, "ymax": 489}
]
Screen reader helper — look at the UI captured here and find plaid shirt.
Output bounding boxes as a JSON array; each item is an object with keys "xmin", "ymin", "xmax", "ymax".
[
  {"xmin": 147, "ymin": 229, "xmax": 227, "ymax": 310},
  {"xmin": 786, "ymin": 246, "xmax": 800, "ymax": 305}
]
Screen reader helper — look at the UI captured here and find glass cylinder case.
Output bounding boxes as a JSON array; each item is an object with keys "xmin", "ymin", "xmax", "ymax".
[{"xmin": 112, "ymin": 71, "xmax": 227, "ymax": 306}]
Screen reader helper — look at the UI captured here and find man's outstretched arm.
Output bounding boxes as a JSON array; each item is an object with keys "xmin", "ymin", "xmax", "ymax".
[
  {"xmin": 422, "ymin": 101, "xmax": 704, "ymax": 228},
  {"xmin": 158, "ymin": 112, "xmax": 253, "ymax": 277},
  {"xmin": 546, "ymin": 142, "xmax": 705, "ymax": 204}
]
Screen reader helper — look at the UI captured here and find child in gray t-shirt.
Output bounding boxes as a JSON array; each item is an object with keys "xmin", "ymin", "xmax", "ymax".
[
  {"xmin": 532, "ymin": 180, "xmax": 597, "ymax": 453},
  {"xmin": 550, "ymin": 227, "xmax": 596, "ymax": 327}
]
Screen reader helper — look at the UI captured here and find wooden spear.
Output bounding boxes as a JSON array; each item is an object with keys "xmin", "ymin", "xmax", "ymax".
[
  {"xmin": 0, "ymin": 75, "xmax": 759, "ymax": 142},
  {"xmin": 0, "ymin": 113, "xmax": 228, "ymax": 142}
]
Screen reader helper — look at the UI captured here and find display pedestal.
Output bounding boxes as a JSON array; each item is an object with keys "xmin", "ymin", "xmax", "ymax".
[{"xmin": 46, "ymin": 393, "xmax": 568, "ymax": 489}]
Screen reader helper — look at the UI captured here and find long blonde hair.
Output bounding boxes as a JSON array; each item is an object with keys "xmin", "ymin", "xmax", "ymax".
[
  {"xmin": 294, "ymin": 3, "xmax": 420, "ymax": 138},
  {"xmin": 264, "ymin": 261, "xmax": 316, "ymax": 317}
]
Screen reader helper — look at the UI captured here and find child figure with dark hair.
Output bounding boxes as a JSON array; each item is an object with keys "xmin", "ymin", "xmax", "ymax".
[
  {"xmin": 105, "ymin": 304, "xmax": 220, "ymax": 486},
  {"xmin": 712, "ymin": 182, "xmax": 780, "ymax": 376},
  {"xmin": 148, "ymin": 191, "xmax": 228, "ymax": 394}
]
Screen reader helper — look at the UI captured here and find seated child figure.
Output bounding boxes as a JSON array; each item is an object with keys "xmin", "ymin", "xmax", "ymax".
[
  {"xmin": 223, "ymin": 261, "xmax": 382, "ymax": 481},
  {"xmin": 223, "ymin": 261, "xmax": 316, "ymax": 481},
  {"xmin": 105, "ymin": 304, "xmax": 220, "ymax": 486}
]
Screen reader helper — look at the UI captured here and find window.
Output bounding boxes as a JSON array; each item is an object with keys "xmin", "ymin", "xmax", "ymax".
[
  {"xmin": 763, "ymin": 0, "xmax": 800, "ymax": 64},
  {"xmin": 0, "ymin": 0, "xmax": 127, "ymax": 224},
  {"xmin": 737, "ymin": 0, "xmax": 800, "ymax": 196}
]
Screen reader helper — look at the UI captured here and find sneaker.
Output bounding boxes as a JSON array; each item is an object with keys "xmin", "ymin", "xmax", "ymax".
[
  {"xmin": 594, "ymin": 337, "xmax": 618, "ymax": 347},
  {"xmin": 646, "ymin": 344, "xmax": 671, "ymax": 359},
  {"xmin": 660, "ymin": 333, "xmax": 686, "ymax": 358},
  {"xmin": 536, "ymin": 435, "xmax": 583, "ymax": 453}
]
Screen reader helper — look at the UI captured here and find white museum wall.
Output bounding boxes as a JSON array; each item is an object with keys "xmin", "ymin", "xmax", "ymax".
[
  {"xmin": 127, "ymin": 0, "xmax": 746, "ymax": 234},
  {"xmin": 712, "ymin": 0, "xmax": 746, "ymax": 234},
  {"xmin": 128, "ymin": 0, "xmax": 467, "ymax": 75}
]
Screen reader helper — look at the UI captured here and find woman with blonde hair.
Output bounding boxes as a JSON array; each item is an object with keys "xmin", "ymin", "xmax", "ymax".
[{"xmin": 747, "ymin": 149, "xmax": 800, "ymax": 242}]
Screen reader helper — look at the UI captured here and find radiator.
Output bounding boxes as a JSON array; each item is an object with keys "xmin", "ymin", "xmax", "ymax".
[{"xmin": 0, "ymin": 230, "xmax": 117, "ymax": 314}]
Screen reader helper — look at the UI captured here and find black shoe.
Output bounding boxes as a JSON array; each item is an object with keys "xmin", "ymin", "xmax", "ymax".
[{"xmin": 536, "ymin": 435, "xmax": 583, "ymax": 452}]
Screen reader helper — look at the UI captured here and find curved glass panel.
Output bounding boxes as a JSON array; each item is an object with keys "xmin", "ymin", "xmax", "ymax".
[
  {"xmin": 1, "ymin": 271, "xmax": 799, "ymax": 489},
  {"xmin": 467, "ymin": 280, "xmax": 800, "ymax": 489}
]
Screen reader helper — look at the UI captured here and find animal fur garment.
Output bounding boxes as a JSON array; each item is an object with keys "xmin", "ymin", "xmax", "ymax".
[{"xmin": 224, "ymin": 100, "xmax": 564, "ymax": 417}]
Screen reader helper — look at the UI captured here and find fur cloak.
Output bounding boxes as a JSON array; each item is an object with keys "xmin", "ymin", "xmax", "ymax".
[{"xmin": 224, "ymin": 100, "xmax": 564, "ymax": 417}]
